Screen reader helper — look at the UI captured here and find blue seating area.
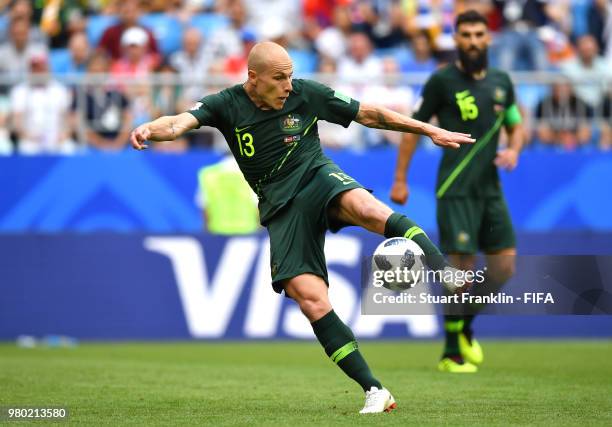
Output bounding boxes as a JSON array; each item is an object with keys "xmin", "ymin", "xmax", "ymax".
[
  {"xmin": 86, "ymin": 14, "xmax": 118, "ymax": 46},
  {"xmin": 516, "ymin": 84, "xmax": 550, "ymax": 113},
  {"xmin": 0, "ymin": 14, "xmax": 7, "ymax": 34},
  {"xmin": 81, "ymin": 13, "xmax": 231, "ymax": 57},
  {"xmin": 571, "ymin": 0, "xmax": 591, "ymax": 38},
  {"xmin": 288, "ymin": 49, "xmax": 318, "ymax": 75},
  {"xmin": 189, "ymin": 13, "xmax": 230, "ymax": 39},
  {"xmin": 48, "ymin": 48, "xmax": 71, "ymax": 74},
  {"xmin": 138, "ymin": 14, "xmax": 183, "ymax": 56}
]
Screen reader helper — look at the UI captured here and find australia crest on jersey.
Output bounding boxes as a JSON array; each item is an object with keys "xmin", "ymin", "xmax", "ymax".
[
  {"xmin": 280, "ymin": 113, "xmax": 303, "ymax": 133},
  {"xmin": 493, "ymin": 87, "xmax": 507, "ymax": 113},
  {"xmin": 494, "ymin": 87, "xmax": 506, "ymax": 103}
]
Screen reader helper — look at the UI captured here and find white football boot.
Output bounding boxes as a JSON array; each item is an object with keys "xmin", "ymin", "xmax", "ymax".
[{"xmin": 359, "ymin": 386, "xmax": 397, "ymax": 414}]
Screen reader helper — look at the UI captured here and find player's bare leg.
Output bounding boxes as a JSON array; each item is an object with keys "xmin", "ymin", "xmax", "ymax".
[
  {"xmin": 327, "ymin": 188, "xmax": 393, "ymax": 235},
  {"xmin": 485, "ymin": 248, "xmax": 516, "ymax": 284},
  {"xmin": 330, "ymin": 189, "xmax": 448, "ymax": 270},
  {"xmin": 330, "ymin": 188, "xmax": 460, "ymax": 288},
  {"xmin": 283, "ymin": 274, "xmax": 333, "ymax": 322},
  {"xmin": 283, "ymin": 273, "xmax": 396, "ymax": 413}
]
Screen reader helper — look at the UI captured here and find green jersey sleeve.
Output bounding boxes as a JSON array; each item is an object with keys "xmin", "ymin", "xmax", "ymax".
[
  {"xmin": 503, "ymin": 73, "xmax": 515, "ymax": 107},
  {"xmin": 412, "ymin": 74, "xmax": 442, "ymax": 122},
  {"xmin": 187, "ymin": 91, "xmax": 229, "ymax": 129},
  {"xmin": 300, "ymin": 79, "xmax": 360, "ymax": 127},
  {"xmin": 502, "ymin": 74, "xmax": 522, "ymax": 126}
]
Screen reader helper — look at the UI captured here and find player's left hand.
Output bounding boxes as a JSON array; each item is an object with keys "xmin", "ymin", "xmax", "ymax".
[
  {"xmin": 494, "ymin": 148, "xmax": 519, "ymax": 171},
  {"xmin": 429, "ymin": 128, "xmax": 475, "ymax": 149},
  {"xmin": 130, "ymin": 125, "xmax": 151, "ymax": 151}
]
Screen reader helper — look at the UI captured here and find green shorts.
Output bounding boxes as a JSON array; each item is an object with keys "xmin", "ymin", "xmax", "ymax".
[
  {"xmin": 437, "ymin": 196, "xmax": 516, "ymax": 255},
  {"xmin": 267, "ymin": 163, "xmax": 364, "ymax": 294}
]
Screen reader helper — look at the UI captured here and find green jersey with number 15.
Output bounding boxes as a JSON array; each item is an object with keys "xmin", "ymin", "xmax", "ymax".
[
  {"xmin": 412, "ymin": 64, "xmax": 522, "ymax": 198},
  {"xmin": 187, "ymin": 79, "xmax": 360, "ymax": 224}
]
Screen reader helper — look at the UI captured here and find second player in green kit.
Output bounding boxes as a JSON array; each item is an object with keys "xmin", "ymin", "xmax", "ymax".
[
  {"xmin": 424, "ymin": 65, "xmax": 519, "ymax": 255},
  {"xmin": 392, "ymin": 10, "xmax": 526, "ymax": 373}
]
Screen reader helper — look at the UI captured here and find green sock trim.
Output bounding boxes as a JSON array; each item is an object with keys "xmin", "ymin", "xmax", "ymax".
[
  {"xmin": 445, "ymin": 320, "xmax": 464, "ymax": 333},
  {"xmin": 403, "ymin": 226, "xmax": 425, "ymax": 240},
  {"xmin": 330, "ymin": 341, "xmax": 358, "ymax": 364},
  {"xmin": 384, "ymin": 213, "xmax": 448, "ymax": 271}
]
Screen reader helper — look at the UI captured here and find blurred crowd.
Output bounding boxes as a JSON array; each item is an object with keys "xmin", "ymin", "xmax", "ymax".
[{"xmin": 0, "ymin": 0, "xmax": 611, "ymax": 154}]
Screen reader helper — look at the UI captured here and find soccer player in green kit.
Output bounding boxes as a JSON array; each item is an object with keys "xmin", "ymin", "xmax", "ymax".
[
  {"xmin": 130, "ymin": 41, "xmax": 474, "ymax": 413},
  {"xmin": 391, "ymin": 10, "xmax": 525, "ymax": 373}
]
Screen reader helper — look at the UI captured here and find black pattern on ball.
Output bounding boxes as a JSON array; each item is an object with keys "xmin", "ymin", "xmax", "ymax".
[
  {"xmin": 374, "ymin": 254, "xmax": 393, "ymax": 271},
  {"xmin": 400, "ymin": 249, "xmax": 416, "ymax": 270}
]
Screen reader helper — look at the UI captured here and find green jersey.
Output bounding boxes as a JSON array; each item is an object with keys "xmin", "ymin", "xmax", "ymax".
[
  {"xmin": 412, "ymin": 64, "xmax": 521, "ymax": 198},
  {"xmin": 188, "ymin": 79, "xmax": 360, "ymax": 224}
]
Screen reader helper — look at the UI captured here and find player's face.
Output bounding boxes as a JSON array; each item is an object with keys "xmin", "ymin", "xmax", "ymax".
[
  {"xmin": 454, "ymin": 22, "xmax": 490, "ymax": 58},
  {"xmin": 255, "ymin": 61, "xmax": 293, "ymax": 110}
]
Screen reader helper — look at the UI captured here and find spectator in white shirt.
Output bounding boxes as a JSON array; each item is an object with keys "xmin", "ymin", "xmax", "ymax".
[
  {"xmin": 313, "ymin": 5, "xmax": 352, "ymax": 62},
  {"xmin": 10, "ymin": 52, "xmax": 74, "ymax": 154},
  {"xmin": 316, "ymin": 58, "xmax": 363, "ymax": 150},
  {"xmin": 244, "ymin": 0, "xmax": 301, "ymax": 40},
  {"xmin": 169, "ymin": 27, "xmax": 211, "ymax": 105},
  {"xmin": 0, "ymin": 19, "xmax": 48, "ymax": 85},
  {"xmin": 0, "ymin": 0, "xmax": 47, "ymax": 45},
  {"xmin": 203, "ymin": 0, "xmax": 248, "ymax": 63},
  {"xmin": 560, "ymin": 34, "xmax": 609, "ymax": 108},
  {"xmin": 337, "ymin": 31, "xmax": 383, "ymax": 84}
]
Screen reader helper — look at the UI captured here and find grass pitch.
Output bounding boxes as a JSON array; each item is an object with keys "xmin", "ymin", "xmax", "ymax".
[{"xmin": 1, "ymin": 341, "xmax": 611, "ymax": 426}]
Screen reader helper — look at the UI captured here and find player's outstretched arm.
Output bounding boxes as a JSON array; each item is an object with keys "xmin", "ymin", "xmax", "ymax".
[
  {"xmin": 355, "ymin": 102, "xmax": 475, "ymax": 148},
  {"xmin": 130, "ymin": 112, "xmax": 199, "ymax": 150}
]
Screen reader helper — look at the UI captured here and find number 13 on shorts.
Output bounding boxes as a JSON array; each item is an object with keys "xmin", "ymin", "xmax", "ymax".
[{"xmin": 329, "ymin": 172, "xmax": 355, "ymax": 185}]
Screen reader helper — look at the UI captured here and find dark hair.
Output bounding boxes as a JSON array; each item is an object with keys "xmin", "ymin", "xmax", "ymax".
[{"xmin": 455, "ymin": 10, "xmax": 488, "ymax": 31}]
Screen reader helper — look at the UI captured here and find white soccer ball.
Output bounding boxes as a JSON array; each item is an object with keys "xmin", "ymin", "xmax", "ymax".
[{"xmin": 372, "ymin": 237, "xmax": 425, "ymax": 291}]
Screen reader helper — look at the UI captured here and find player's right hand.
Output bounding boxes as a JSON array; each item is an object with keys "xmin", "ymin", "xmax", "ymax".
[
  {"xmin": 390, "ymin": 180, "xmax": 409, "ymax": 205},
  {"xmin": 130, "ymin": 125, "xmax": 151, "ymax": 151},
  {"xmin": 429, "ymin": 128, "xmax": 475, "ymax": 149}
]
